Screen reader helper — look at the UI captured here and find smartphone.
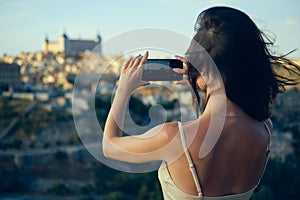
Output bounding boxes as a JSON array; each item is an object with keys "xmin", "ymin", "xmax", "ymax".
[{"xmin": 142, "ymin": 59, "xmax": 183, "ymax": 81}]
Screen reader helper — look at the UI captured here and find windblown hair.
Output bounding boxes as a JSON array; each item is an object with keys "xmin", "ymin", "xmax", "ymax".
[{"xmin": 190, "ymin": 6, "xmax": 300, "ymax": 121}]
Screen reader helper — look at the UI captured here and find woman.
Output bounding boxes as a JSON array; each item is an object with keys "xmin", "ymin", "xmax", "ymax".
[{"xmin": 103, "ymin": 6, "xmax": 300, "ymax": 199}]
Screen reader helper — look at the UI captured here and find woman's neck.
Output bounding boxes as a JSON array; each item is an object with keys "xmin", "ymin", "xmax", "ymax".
[{"xmin": 202, "ymin": 95, "xmax": 245, "ymax": 118}]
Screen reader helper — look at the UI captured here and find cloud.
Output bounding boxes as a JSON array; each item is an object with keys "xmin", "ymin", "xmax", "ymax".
[{"xmin": 285, "ymin": 18, "xmax": 298, "ymax": 26}]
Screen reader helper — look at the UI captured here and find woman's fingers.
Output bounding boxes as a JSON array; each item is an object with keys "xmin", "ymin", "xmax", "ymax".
[
  {"xmin": 175, "ymin": 55, "xmax": 188, "ymax": 65},
  {"xmin": 173, "ymin": 65, "xmax": 189, "ymax": 86},
  {"xmin": 140, "ymin": 51, "xmax": 149, "ymax": 65},
  {"xmin": 126, "ymin": 52, "xmax": 148, "ymax": 70},
  {"xmin": 128, "ymin": 57, "xmax": 136, "ymax": 68},
  {"xmin": 123, "ymin": 57, "xmax": 132, "ymax": 72},
  {"xmin": 132, "ymin": 55, "xmax": 142, "ymax": 68},
  {"xmin": 173, "ymin": 68, "xmax": 188, "ymax": 75},
  {"xmin": 173, "ymin": 79, "xmax": 190, "ymax": 86}
]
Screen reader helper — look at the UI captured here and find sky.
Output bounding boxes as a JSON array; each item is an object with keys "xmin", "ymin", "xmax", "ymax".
[{"xmin": 0, "ymin": 0, "xmax": 300, "ymax": 58}]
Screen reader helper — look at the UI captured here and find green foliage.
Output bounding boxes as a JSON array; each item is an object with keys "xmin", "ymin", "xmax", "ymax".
[
  {"xmin": 252, "ymin": 158, "xmax": 300, "ymax": 200},
  {"xmin": 79, "ymin": 184, "xmax": 94, "ymax": 194},
  {"xmin": 12, "ymin": 139, "xmax": 22, "ymax": 149},
  {"xmin": 0, "ymin": 98, "xmax": 74, "ymax": 150},
  {"xmin": 1, "ymin": 88, "xmax": 300, "ymax": 199},
  {"xmin": 0, "ymin": 98, "xmax": 22, "ymax": 118},
  {"xmin": 47, "ymin": 182, "xmax": 69, "ymax": 195},
  {"xmin": 0, "ymin": 82, "xmax": 9, "ymax": 91},
  {"xmin": 129, "ymin": 96, "xmax": 151, "ymax": 126},
  {"xmin": 100, "ymin": 191, "xmax": 128, "ymax": 200},
  {"xmin": 159, "ymin": 99, "xmax": 178, "ymax": 110},
  {"xmin": 94, "ymin": 164, "xmax": 163, "ymax": 199},
  {"xmin": 251, "ymin": 89, "xmax": 300, "ymax": 199},
  {"xmin": 79, "ymin": 197, "xmax": 95, "ymax": 200},
  {"xmin": 291, "ymin": 124, "xmax": 300, "ymax": 166},
  {"xmin": 95, "ymin": 95, "xmax": 111, "ymax": 127},
  {"xmin": 0, "ymin": 97, "xmax": 31, "ymax": 132},
  {"xmin": 138, "ymin": 184, "xmax": 148, "ymax": 200},
  {"xmin": 54, "ymin": 150, "xmax": 68, "ymax": 161},
  {"xmin": 250, "ymin": 185, "xmax": 274, "ymax": 200},
  {"xmin": 95, "ymin": 95, "xmax": 152, "ymax": 127}
]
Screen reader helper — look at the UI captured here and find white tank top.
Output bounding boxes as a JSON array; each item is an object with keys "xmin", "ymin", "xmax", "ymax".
[{"xmin": 158, "ymin": 121, "xmax": 271, "ymax": 200}]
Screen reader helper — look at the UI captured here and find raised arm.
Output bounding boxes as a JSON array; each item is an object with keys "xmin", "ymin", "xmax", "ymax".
[{"xmin": 102, "ymin": 52, "xmax": 181, "ymax": 163}]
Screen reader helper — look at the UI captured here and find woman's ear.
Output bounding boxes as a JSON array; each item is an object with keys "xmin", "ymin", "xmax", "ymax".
[
  {"xmin": 200, "ymin": 71, "xmax": 208, "ymax": 76},
  {"xmin": 200, "ymin": 65, "xmax": 208, "ymax": 76},
  {"xmin": 196, "ymin": 75, "xmax": 207, "ymax": 92}
]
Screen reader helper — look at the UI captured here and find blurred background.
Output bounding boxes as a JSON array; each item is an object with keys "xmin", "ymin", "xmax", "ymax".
[{"xmin": 0, "ymin": 0, "xmax": 299, "ymax": 199}]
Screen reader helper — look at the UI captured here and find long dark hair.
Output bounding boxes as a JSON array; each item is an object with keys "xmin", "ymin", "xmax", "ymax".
[{"xmin": 189, "ymin": 6, "xmax": 300, "ymax": 121}]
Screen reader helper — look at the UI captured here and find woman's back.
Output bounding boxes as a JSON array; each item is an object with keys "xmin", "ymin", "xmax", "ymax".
[
  {"xmin": 101, "ymin": 5, "xmax": 299, "ymax": 200},
  {"xmin": 165, "ymin": 113, "xmax": 271, "ymax": 197}
]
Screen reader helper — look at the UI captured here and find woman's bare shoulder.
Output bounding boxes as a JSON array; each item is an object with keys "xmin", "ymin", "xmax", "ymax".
[
  {"xmin": 160, "ymin": 116, "xmax": 210, "ymax": 144},
  {"xmin": 161, "ymin": 121, "xmax": 180, "ymax": 141}
]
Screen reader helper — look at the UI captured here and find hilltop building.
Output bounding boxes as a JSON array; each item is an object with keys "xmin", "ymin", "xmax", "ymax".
[{"xmin": 43, "ymin": 32, "xmax": 101, "ymax": 54}]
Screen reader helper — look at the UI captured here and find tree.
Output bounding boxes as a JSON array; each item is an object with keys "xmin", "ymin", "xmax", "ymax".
[
  {"xmin": 138, "ymin": 184, "xmax": 148, "ymax": 200},
  {"xmin": 101, "ymin": 191, "xmax": 128, "ymax": 200},
  {"xmin": 47, "ymin": 182, "xmax": 69, "ymax": 195},
  {"xmin": 54, "ymin": 150, "xmax": 68, "ymax": 161}
]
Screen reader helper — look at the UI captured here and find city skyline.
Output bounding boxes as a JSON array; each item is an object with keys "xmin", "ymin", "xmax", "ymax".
[{"xmin": 0, "ymin": 0, "xmax": 300, "ymax": 57}]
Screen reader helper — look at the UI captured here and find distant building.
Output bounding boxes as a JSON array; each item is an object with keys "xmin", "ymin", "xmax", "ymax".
[
  {"xmin": 0, "ymin": 62, "xmax": 22, "ymax": 91},
  {"xmin": 43, "ymin": 32, "xmax": 101, "ymax": 54}
]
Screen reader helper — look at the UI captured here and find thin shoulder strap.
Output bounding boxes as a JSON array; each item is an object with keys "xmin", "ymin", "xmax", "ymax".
[
  {"xmin": 178, "ymin": 122, "xmax": 202, "ymax": 196},
  {"xmin": 263, "ymin": 119, "xmax": 272, "ymax": 153},
  {"xmin": 258, "ymin": 119, "xmax": 272, "ymax": 182}
]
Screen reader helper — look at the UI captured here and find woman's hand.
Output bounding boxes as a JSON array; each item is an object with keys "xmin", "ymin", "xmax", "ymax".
[
  {"xmin": 117, "ymin": 51, "xmax": 150, "ymax": 94},
  {"xmin": 173, "ymin": 55, "xmax": 190, "ymax": 86}
]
